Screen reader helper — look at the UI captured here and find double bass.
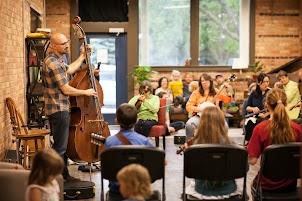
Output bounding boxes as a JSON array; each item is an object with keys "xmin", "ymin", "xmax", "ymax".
[{"xmin": 67, "ymin": 16, "xmax": 110, "ymax": 163}]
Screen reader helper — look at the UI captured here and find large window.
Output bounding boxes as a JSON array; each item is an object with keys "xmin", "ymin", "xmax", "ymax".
[
  {"xmin": 199, "ymin": 0, "xmax": 239, "ymax": 65},
  {"xmin": 139, "ymin": 0, "xmax": 190, "ymax": 66},
  {"xmin": 139, "ymin": 0, "xmax": 249, "ymax": 67}
]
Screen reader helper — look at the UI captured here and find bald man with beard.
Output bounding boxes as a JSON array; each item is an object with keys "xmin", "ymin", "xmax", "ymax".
[{"xmin": 42, "ymin": 33, "xmax": 97, "ymax": 181}]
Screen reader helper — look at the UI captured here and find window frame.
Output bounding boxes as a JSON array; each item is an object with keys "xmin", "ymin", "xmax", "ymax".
[{"xmin": 137, "ymin": 0, "xmax": 254, "ymax": 68}]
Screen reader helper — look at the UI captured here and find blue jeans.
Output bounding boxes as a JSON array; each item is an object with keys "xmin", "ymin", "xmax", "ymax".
[
  {"xmin": 170, "ymin": 121, "xmax": 185, "ymax": 131},
  {"xmin": 134, "ymin": 119, "xmax": 157, "ymax": 137},
  {"xmin": 49, "ymin": 111, "xmax": 70, "ymax": 178}
]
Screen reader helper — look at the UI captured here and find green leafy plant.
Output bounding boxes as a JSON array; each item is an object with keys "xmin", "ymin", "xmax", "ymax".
[
  {"xmin": 252, "ymin": 61, "xmax": 264, "ymax": 72},
  {"xmin": 132, "ymin": 66, "xmax": 152, "ymax": 84}
]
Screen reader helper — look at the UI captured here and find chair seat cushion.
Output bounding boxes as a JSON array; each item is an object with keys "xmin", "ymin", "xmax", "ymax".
[
  {"xmin": 149, "ymin": 125, "xmax": 166, "ymax": 137},
  {"xmin": 186, "ymin": 193, "xmax": 244, "ymax": 201},
  {"xmin": 252, "ymin": 187, "xmax": 300, "ymax": 201}
]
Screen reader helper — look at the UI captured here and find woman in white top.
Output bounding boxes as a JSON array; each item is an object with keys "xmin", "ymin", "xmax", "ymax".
[
  {"xmin": 155, "ymin": 77, "xmax": 173, "ymax": 103},
  {"xmin": 26, "ymin": 148, "xmax": 64, "ymax": 201}
]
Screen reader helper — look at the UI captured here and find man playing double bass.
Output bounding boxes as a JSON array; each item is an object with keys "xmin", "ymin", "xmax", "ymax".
[{"xmin": 42, "ymin": 33, "xmax": 97, "ymax": 181}]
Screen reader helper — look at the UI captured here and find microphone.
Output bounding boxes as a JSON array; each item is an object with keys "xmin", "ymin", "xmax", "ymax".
[{"xmin": 97, "ymin": 62, "xmax": 101, "ymax": 70}]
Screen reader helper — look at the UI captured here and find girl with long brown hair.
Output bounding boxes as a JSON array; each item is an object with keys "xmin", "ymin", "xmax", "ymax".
[
  {"xmin": 193, "ymin": 106, "xmax": 230, "ymax": 145},
  {"xmin": 26, "ymin": 148, "xmax": 64, "ymax": 201},
  {"xmin": 187, "ymin": 106, "xmax": 237, "ymax": 198},
  {"xmin": 248, "ymin": 88, "xmax": 302, "ymax": 192}
]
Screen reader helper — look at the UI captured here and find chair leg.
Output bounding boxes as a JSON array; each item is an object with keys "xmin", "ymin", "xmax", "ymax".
[
  {"xmin": 155, "ymin": 137, "xmax": 159, "ymax": 147},
  {"xmin": 16, "ymin": 139, "xmax": 21, "ymax": 164},
  {"xmin": 34, "ymin": 139, "xmax": 39, "ymax": 152},
  {"xmin": 41, "ymin": 138, "xmax": 45, "ymax": 148},
  {"xmin": 163, "ymin": 136, "xmax": 166, "ymax": 150},
  {"xmin": 23, "ymin": 140, "xmax": 28, "ymax": 169}
]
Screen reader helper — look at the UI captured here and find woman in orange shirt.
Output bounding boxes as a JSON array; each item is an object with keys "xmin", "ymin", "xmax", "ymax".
[{"xmin": 185, "ymin": 73, "xmax": 217, "ymax": 137}]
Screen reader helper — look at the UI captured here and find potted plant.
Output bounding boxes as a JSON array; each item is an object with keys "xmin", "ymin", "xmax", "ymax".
[
  {"xmin": 132, "ymin": 66, "xmax": 152, "ymax": 84},
  {"xmin": 252, "ymin": 61, "xmax": 264, "ymax": 73}
]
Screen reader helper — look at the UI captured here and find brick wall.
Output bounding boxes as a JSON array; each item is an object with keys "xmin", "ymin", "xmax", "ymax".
[
  {"xmin": 255, "ymin": 0, "xmax": 302, "ymax": 71},
  {"xmin": 0, "ymin": 0, "xmax": 45, "ymax": 159},
  {"xmin": 45, "ymin": 0, "xmax": 71, "ymax": 39}
]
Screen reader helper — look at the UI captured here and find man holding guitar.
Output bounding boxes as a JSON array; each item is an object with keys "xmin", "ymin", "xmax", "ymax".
[{"xmin": 214, "ymin": 74, "xmax": 235, "ymax": 104}]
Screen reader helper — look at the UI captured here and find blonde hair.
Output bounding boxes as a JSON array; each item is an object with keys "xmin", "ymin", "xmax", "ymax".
[
  {"xmin": 117, "ymin": 164, "xmax": 152, "ymax": 199},
  {"xmin": 266, "ymin": 88, "xmax": 295, "ymax": 144},
  {"xmin": 28, "ymin": 148, "xmax": 64, "ymax": 185},
  {"xmin": 189, "ymin": 81, "xmax": 199, "ymax": 92},
  {"xmin": 171, "ymin": 70, "xmax": 181, "ymax": 81},
  {"xmin": 193, "ymin": 107, "xmax": 230, "ymax": 144},
  {"xmin": 172, "ymin": 70, "xmax": 180, "ymax": 76}
]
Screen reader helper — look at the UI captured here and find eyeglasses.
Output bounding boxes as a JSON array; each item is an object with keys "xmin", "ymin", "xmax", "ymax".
[{"xmin": 56, "ymin": 40, "xmax": 70, "ymax": 46}]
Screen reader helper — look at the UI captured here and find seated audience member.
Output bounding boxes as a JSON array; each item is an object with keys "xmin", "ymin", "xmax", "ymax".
[
  {"xmin": 185, "ymin": 74, "xmax": 216, "ymax": 138},
  {"xmin": 214, "ymin": 74, "xmax": 234, "ymax": 104},
  {"xmin": 129, "ymin": 81, "xmax": 160, "ymax": 137},
  {"xmin": 244, "ymin": 73, "xmax": 270, "ymax": 142},
  {"xmin": 185, "ymin": 81, "xmax": 199, "ymax": 117},
  {"xmin": 154, "ymin": 77, "xmax": 173, "ymax": 103},
  {"xmin": 248, "ymin": 88, "xmax": 302, "ymax": 194},
  {"xmin": 26, "ymin": 148, "xmax": 64, "ymax": 201},
  {"xmin": 117, "ymin": 164, "xmax": 152, "ymax": 201},
  {"xmin": 277, "ymin": 70, "xmax": 301, "ymax": 119},
  {"xmin": 242, "ymin": 82, "xmax": 256, "ymax": 115},
  {"xmin": 189, "ymin": 81, "xmax": 199, "ymax": 93},
  {"xmin": 105, "ymin": 103, "xmax": 154, "ymax": 196},
  {"xmin": 157, "ymin": 92, "xmax": 185, "ymax": 134},
  {"xmin": 183, "ymin": 73, "xmax": 194, "ymax": 103},
  {"xmin": 169, "ymin": 70, "xmax": 183, "ymax": 98},
  {"xmin": 185, "ymin": 106, "xmax": 238, "ymax": 198},
  {"xmin": 241, "ymin": 82, "xmax": 257, "ymax": 129}
]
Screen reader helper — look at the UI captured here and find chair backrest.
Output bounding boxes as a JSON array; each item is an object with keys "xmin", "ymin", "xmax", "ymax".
[
  {"xmin": 0, "ymin": 167, "xmax": 64, "ymax": 201},
  {"xmin": 260, "ymin": 143, "xmax": 301, "ymax": 179},
  {"xmin": 184, "ymin": 144, "xmax": 248, "ymax": 180},
  {"xmin": 157, "ymin": 98, "xmax": 167, "ymax": 126},
  {"xmin": 100, "ymin": 146, "xmax": 165, "ymax": 182},
  {"xmin": 0, "ymin": 161, "xmax": 23, "ymax": 170},
  {"xmin": 5, "ymin": 97, "xmax": 28, "ymax": 136}
]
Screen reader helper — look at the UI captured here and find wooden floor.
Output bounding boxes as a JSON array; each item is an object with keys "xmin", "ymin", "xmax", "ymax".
[{"xmin": 68, "ymin": 127, "xmax": 259, "ymax": 201}]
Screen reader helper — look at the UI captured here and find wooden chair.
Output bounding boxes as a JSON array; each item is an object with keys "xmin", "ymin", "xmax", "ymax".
[
  {"xmin": 5, "ymin": 97, "xmax": 50, "ymax": 169},
  {"xmin": 149, "ymin": 98, "xmax": 167, "ymax": 150}
]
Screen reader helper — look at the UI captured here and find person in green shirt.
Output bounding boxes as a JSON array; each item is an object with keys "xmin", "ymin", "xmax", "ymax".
[
  {"xmin": 277, "ymin": 70, "xmax": 301, "ymax": 119},
  {"xmin": 129, "ymin": 80, "xmax": 160, "ymax": 137}
]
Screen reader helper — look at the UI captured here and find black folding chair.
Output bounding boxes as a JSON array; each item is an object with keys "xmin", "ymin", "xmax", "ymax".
[
  {"xmin": 252, "ymin": 143, "xmax": 301, "ymax": 201},
  {"xmin": 100, "ymin": 146, "xmax": 165, "ymax": 201},
  {"xmin": 183, "ymin": 144, "xmax": 248, "ymax": 201}
]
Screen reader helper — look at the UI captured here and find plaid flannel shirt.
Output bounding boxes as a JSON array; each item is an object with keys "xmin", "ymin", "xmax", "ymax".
[{"xmin": 42, "ymin": 53, "xmax": 70, "ymax": 116}]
